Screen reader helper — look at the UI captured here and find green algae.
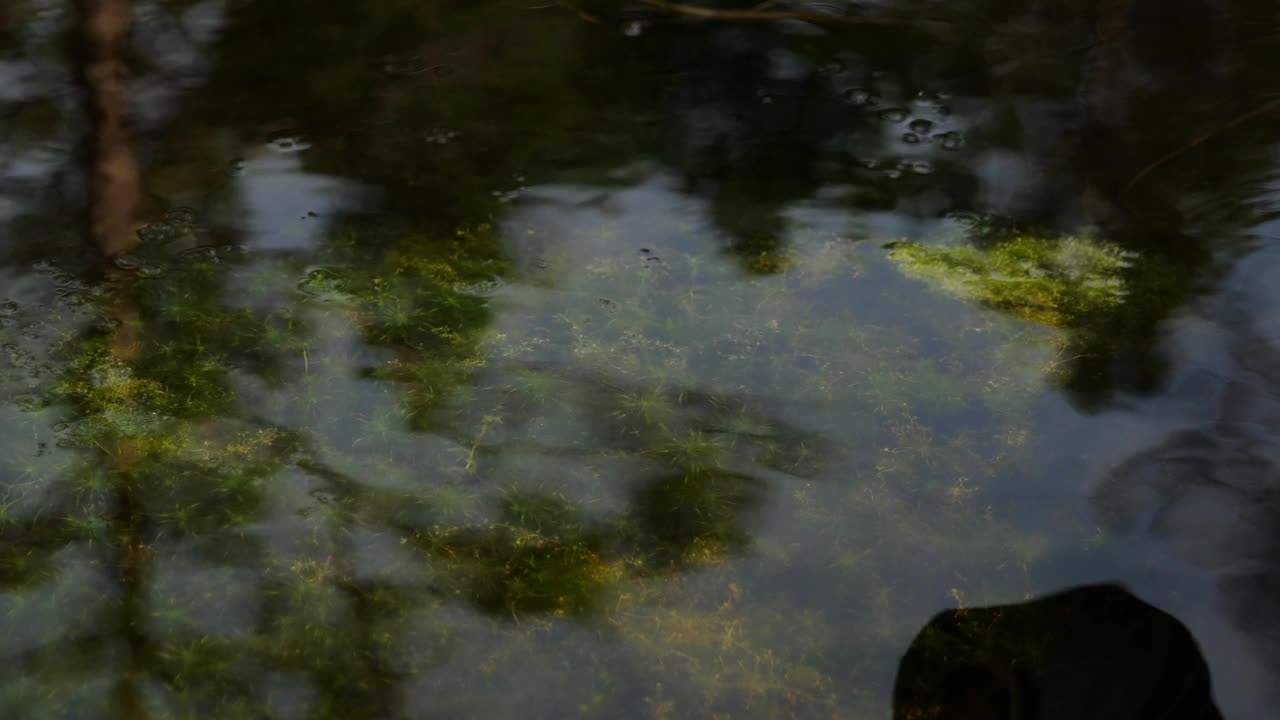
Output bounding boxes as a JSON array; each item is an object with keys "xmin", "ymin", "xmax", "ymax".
[
  {"xmin": 887, "ymin": 222, "xmax": 1196, "ymax": 406},
  {"xmin": 887, "ymin": 233, "xmax": 1135, "ymax": 327}
]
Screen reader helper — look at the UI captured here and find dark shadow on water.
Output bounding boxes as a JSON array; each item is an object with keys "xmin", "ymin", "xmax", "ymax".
[{"xmin": 893, "ymin": 584, "xmax": 1223, "ymax": 720}]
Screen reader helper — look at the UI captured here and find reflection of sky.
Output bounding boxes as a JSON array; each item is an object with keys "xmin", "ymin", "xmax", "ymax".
[
  {"xmin": 0, "ymin": 0, "xmax": 229, "ymax": 232},
  {"xmin": 486, "ymin": 173, "xmax": 1042, "ymax": 699},
  {"xmin": 1041, "ymin": 213, "xmax": 1280, "ymax": 718},
  {"xmin": 0, "ymin": 145, "xmax": 66, "ymax": 229},
  {"xmin": 0, "ymin": 4, "xmax": 75, "ymax": 231},
  {"xmin": 132, "ymin": 0, "xmax": 228, "ymax": 128},
  {"xmin": 1, "ymin": 160, "xmax": 1276, "ymax": 716},
  {"xmin": 234, "ymin": 145, "xmax": 374, "ymax": 251},
  {"xmin": 496, "ymin": 166, "xmax": 1280, "ymax": 719},
  {"xmin": 0, "ymin": 4, "xmax": 1274, "ymax": 709},
  {"xmin": 0, "ymin": 61, "xmax": 40, "ymax": 103}
]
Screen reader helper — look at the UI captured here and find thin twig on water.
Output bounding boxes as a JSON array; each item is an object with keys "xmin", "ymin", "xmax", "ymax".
[
  {"xmin": 1126, "ymin": 97, "xmax": 1280, "ymax": 193},
  {"xmin": 638, "ymin": 0, "xmax": 917, "ymax": 25}
]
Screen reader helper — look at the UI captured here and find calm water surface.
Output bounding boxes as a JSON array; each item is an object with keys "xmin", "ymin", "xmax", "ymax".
[{"xmin": 1, "ymin": 1, "xmax": 1278, "ymax": 718}]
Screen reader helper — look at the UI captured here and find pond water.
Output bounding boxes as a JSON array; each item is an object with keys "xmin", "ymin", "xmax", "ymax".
[{"xmin": 1, "ymin": 1, "xmax": 1278, "ymax": 718}]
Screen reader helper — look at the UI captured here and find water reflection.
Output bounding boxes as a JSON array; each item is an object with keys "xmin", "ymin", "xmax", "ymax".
[
  {"xmin": 1082, "ymin": 232, "xmax": 1280, "ymax": 717},
  {"xmin": 0, "ymin": 0, "xmax": 1279, "ymax": 718},
  {"xmin": 235, "ymin": 142, "xmax": 373, "ymax": 251}
]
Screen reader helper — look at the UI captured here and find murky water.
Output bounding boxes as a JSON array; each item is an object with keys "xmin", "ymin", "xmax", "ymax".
[{"xmin": 1, "ymin": 1, "xmax": 1278, "ymax": 718}]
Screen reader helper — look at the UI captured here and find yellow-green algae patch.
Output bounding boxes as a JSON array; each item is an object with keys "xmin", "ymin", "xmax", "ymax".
[{"xmin": 887, "ymin": 233, "xmax": 1134, "ymax": 326}]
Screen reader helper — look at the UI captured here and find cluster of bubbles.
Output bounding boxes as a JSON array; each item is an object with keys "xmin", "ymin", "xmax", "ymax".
[
  {"xmin": 27, "ymin": 258, "xmax": 103, "ymax": 310},
  {"xmin": 1, "ymin": 298, "xmax": 71, "ymax": 414},
  {"xmin": 842, "ymin": 84, "xmax": 967, "ymax": 151},
  {"xmin": 113, "ymin": 208, "xmax": 242, "ymax": 280},
  {"xmin": 137, "ymin": 206, "xmax": 199, "ymax": 246},
  {"xmin": 884, "ymin": 101, "xmax": 964, "ymax": 149},
  {"xmin": 1, "ymin": 342, "xmax": 38, "ymax": 372},
  {"xmin": 267, "ymin": 135, "xmax": 312, "ymax": 154},
  {"xmin": 112, "ymin": 255, "xmax": 167, "ymax": 278},
  {"xmin": 492, "ymin": 173, "xmax": 528, "ymax": 204},
  {"xmin": 858, "ymin": 157, "xmax": 935, "ymax": 179},
  {"xmin": 832, "ymin": 79, "xmax": 968, "ymax": 180},
  {"xmin": 111, "ymin": 208, "xmax": 200, "ymax": 278}
]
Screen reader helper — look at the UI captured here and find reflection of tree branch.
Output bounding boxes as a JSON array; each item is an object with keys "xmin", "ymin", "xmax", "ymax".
[
  {"xmin": 1126, "ymin": 97, "xmax": 1280, "ymax": 193},
  {"xmin": 638, "ymin": 0, "xmax": 922, "ymax": 25},
  {"xmin": 551, "ymin": 1, "xmax": 601, "ymax": 23}
]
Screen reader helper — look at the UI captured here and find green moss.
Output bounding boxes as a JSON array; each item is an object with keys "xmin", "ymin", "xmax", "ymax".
[
  {"xmin": 887, "ymin": 224, "xmax": 1194, "ymax": 406},
  {"xmin": 887, "ymin": 233, "xmax": 1133, "ymax": 326}
]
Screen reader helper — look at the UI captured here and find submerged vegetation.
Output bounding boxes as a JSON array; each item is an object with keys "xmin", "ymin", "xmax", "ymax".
[
  {"xmin": 888, "ymin": 223, "xmax": 1196, "ymax": 405},
  {"xmin": 887, "ymin": 231, "xmax": 1135, "ymax": 326},
  {"xmin": 2, "ymin": 0, "xmax": 1278, "ymax": 716},
  {"xmin": 0, "ymin": 205, "xmax": 1061, "ymax": 717}
]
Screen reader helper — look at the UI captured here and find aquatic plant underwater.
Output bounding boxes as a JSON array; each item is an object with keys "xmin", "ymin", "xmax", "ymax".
[
  {"xmin": 3, "ymin": 0, "xmax": 1279, "ymax": 716},
  {"xmin": 0, "ymin": 201, "xmax": 1168, "ymax": 718}
]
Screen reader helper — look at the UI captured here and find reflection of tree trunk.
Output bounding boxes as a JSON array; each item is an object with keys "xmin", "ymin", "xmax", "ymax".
[
  {"xmin": 80, "ymin": 0, "xmax": 143, "ymax": 359},
  {"xmin": 80, "ymin": 0, "xmax": 142, "ymax": 259},
  {"xmin": 111, "ymin": 443, "xmax": 151, "ymax": 720},
  {"xmin": 77, "ymin": 2, "xmax": 147, "ymax": 719},
  {"xmin": 1086, "ymin": 0, "xmax": 1134, "ymax": 126},
  {"xmin": 1080, "ymin": 0, "xmax": 1133, "ymax": 224}
]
